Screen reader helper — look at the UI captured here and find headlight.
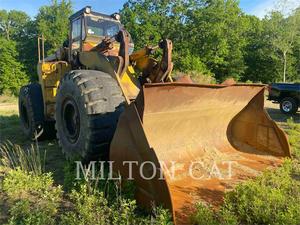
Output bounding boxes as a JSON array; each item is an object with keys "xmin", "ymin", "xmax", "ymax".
[
  {"xmin": 112, "ymin": 13, "xmax": 121, "ymax": 21},
  {"xmin": 85, "ymin": 6, "xmax": 91, "ymax": 14}
]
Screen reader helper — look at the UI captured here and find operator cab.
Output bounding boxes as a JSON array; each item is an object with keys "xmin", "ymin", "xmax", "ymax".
[
  {"xmin": 68, "ymin": 6, "xmax": 133, "ymax": 62},
  {"xmin": 86, "ymin": 15, "xmax": 120, "ymax": 37}
]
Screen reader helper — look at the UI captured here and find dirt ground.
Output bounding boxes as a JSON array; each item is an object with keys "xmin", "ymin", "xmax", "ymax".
[{"xmin": 264, "ymin": 99, "xmax": 300, "ymax": 126}]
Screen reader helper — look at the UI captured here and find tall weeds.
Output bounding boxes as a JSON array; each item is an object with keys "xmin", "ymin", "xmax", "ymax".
[{"xmin": 0, "ymin": 141, "xmax": 44, "ymax": 175}]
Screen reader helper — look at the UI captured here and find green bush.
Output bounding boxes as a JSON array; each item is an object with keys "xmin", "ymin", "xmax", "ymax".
[
  {"xmin": 173, "ymin": 71, "xmax": 216, "ymax": 84},
  {"xmin": 60, "ymin": 184, "xmax": 172, "ymax": 225},
  {"xmin": 172, "ymin": 49, "xmax": 215, "ymax": 84},
  {"xmin": 190, "ymin": 202, "xmax": 218, "ymax": 225},
  {"xmin": 60, "ymin": 185, "xmax": 111, "ymax": 224},
  {"xmin": 62, "ymin": 160, "xmax": 79, "ymax": 191},
  {"xmin": 173, "ymin": 51, "xmax": 214, "ymax": 77},
  {"xmin": 7, "ymin": 200, "xmax": 56, "ymax": 225},
  {"xmin": 222, "ymin": 160, "xmax": 300, "ymax": 225},
  {"xmin": 63, "ymin": 160, "xmax": 136, "ymax": 201},
  {"xmin": 2, "ymin": 168, "xmax": 62, "ymax": 225}
]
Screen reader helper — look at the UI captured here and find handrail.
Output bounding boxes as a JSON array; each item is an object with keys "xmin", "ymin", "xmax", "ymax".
[{"xmin": 38, "ymin": 35, "xmax": 45, "ymax": 63}]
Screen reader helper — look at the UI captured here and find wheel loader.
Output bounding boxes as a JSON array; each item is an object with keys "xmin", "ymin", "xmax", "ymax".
[{"xmin": 19, "ymin": 6, "xmax": 291, "ymax": 224}]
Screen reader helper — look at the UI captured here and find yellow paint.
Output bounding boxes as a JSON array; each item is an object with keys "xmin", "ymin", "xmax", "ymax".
[
  {"xmin": 38, "ymin": 61, "xmax": 71, "ymax": 119},
  {"xmin": 130, "ymin": 47, "xmax": 157, "ymax": 73},
  {"xmin": 120, "ymin": 65, "xmax": 140, "ymax": 100},
  {"xmin": 127, "ymin": 65, "xmax": 135, "ymax": 74}
]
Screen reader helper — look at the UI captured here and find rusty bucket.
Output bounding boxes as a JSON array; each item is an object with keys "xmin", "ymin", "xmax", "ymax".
[{"xmin": 110, "ymin": 83, "xmax": 290, "ymax": 224}]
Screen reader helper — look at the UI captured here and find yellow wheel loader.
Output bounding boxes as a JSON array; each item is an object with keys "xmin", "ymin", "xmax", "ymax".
[{"xmin": 19, "ymin": 6, "xmax": 290, "ymax": 224}]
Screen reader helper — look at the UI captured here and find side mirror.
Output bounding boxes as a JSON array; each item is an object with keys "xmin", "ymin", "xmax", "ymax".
[{"xmin": 63, "ymin": 39, "xmax": 69, "ymax": 48}]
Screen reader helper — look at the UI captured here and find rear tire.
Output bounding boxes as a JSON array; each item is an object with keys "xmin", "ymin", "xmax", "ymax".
[
  {"xmin": 55, "ymin": 70, "xmax": 125, "ymax": 160},
  {"xmin": 18, "ymin": 83, "xmax": 55, "ymax": 140},
  {"xmin": 280, "ymin": 97, "xmax": 298, "ymax": 115}
]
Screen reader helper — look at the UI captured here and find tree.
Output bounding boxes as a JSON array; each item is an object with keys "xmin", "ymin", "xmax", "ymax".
[
  {"xmin": 16, "ymin": 20, "xmax": 39, "ymax": 79},
  {"xmin": 0, "ymin": 9, "xmax": 38, "ymax": 80},
  {"xmin": 242, "ymin": 6, "xmax": 300, "ymax": 83},
  {"xmin": 0, "ymin": 10, "xmax": 31, "ymax": 40},
  {"xmin": 36, "ymin": 0, "xmax": 72, "ymax": 55},
  {"xmin": 242, "ymin": 15, "xmax": 282, "ymax": 83},
  {"xmin": 121, "ymin": 0, "xmax": 209, "ymax": 73},
  {"xmin": 186, "ymin": 0, "xmax": 249, "ymax": 81},
  {"xmin": 291, "ymin": 7, "xmax": 300, "ymax": 81},
  {"xmin": 0, "ymin": 38, "xmax": 29, "ymax": 95},
  {"xmin": 267, "ymin": 9, "xmax": 300, "ymax": 82},
  {"xmin": 121, "ymin": 0, "xmax": 191, "ymax": 48}
]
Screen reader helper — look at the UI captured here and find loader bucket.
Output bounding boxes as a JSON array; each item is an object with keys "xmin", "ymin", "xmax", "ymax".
[{"xmin": 110, "ymin": 83, "xmax": 290, "ymax": 224}]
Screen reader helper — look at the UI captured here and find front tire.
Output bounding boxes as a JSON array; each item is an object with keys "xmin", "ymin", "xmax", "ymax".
[
  {"xmin": 55, "ymin": 70, "xmax": 125, "ymax": 160},
  {"xmin": 280, "ymin": 97, "xmax": 298, "ymax": 115}
]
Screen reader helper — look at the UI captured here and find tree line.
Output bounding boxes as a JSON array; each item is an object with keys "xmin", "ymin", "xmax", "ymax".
[
  {"xmin": 0, "ymin": 0, "xmax": 72, "ymax": 95},
  {"xmin": 0, "ymin": 0, "xmax": 299, "ymax": 95}
]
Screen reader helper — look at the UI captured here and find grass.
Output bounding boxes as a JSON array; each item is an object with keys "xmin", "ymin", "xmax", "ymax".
[
  {"xmin": 0, "ymin": 95, "xmax": 17, "ymax": 104},
  {"xmin": 0, "ymin": 141, "xmax": 43, "ymax": 175},
  {"xmin": 286, "ymin": 118, "xmax": 300, "ymax": 159},
  {"xmin": 0, "ymin": 95, "xmax": 66, "ymax": 183}
]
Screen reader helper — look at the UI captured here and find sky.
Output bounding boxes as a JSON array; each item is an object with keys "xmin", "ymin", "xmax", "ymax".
[{"xmin": 0, "ymin": 0, "xmax": 299, "ymax": 19}]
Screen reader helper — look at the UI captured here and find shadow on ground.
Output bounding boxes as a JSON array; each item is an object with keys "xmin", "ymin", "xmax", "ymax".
[
  {"xmin": 265, "ymin": 107, "xmax": 300, "ymax": 123},
  {"xmin": 0, "ymin": 114, "xmax": 66, "ymax": 184}
]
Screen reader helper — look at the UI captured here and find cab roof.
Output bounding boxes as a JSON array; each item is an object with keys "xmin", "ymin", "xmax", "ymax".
[{"xmin": 69, "ymin": 6, "xmax": 119, "ymax": 22}]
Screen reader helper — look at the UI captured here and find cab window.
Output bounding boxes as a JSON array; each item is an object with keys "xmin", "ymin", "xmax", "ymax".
[
  {"xmin": 86, "ymin": 16, "xmax": 120, "ymax": 37},
  {"xmin": 72, "ymin": 18, "xmax": 81, "ymax": 40}
]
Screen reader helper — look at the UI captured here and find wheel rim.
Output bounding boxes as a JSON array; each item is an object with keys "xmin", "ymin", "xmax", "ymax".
[
  {"xmin": 62, "ymin": 97, "xmax": 80, "ymax": 143},
  {"xmin": 20, "ymin": 102, "xmax": 30, "ymax": 129},
  {"xmin": 282, "ymin": 101, "xmax": 292, "ymax": 112}
]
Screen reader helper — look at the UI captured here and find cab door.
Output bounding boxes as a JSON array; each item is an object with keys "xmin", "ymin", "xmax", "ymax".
[{"xmin": 69, "ymin": 16, "xmax": 86, "ymax": 64}]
